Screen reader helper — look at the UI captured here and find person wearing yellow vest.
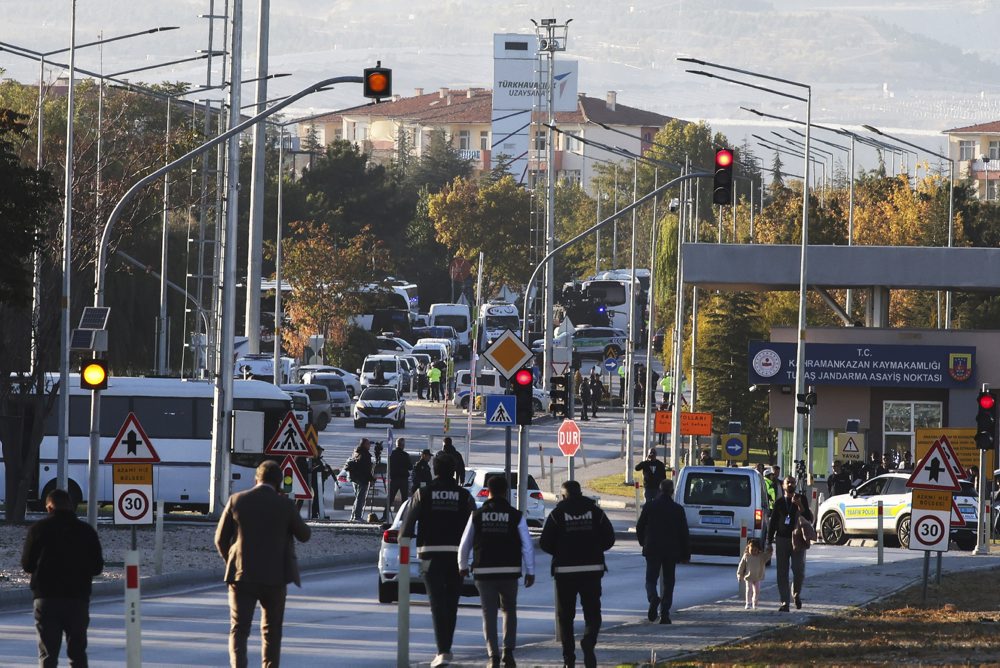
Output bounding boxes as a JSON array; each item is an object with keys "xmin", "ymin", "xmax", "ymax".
[{"xmin": 427, "ymin": 365, "xmax": 442, "ymax": 403}]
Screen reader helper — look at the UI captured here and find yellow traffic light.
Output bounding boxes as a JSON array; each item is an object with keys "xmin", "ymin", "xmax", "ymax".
[
  {"xmin": 363, "ymin": 65, "xmax": 392, "ymax": 100},
  {"xmin": 80, "ymin": 359, "xmax": 108, "ymax": 390}
]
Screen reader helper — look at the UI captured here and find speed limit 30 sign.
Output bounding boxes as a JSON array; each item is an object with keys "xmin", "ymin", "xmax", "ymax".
[{"xmin": 113, "ymin": 464, "xmax": 154, "ymax": 525}]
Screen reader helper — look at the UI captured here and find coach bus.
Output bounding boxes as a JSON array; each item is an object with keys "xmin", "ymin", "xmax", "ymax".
[{"xmin": 1, "ymin": 375, "xmax": 292, "ymax": 512}]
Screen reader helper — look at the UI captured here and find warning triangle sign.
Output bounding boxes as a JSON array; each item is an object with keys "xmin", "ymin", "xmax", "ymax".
[
  {"xmin": 278, "ymin": 455, "xmax": 313, "ymax": 500},
  {"xmin": 935, "ymin": 435, "xmax": 967, "ymax": 480},
  {"xmin": 489, "ymin": 401, "xmax": 512, "ymax": 424},
  {"xmin": 842, "ymin": 437, "xmax": 860, "ymax": 454},
  {"xmin": 950, "ymin": 498, "xmax": 967, "ymax": 528},
  {"xmin": 105, "ymin": 413, "xmax": 160, "ymax": 463},
  {"xmin": 906, "ymin": 440, "xmax": 962, "ymax": 491},
  {"xmin": 265, "ymin": 412, "xmax": 315, "ymax": 457}
]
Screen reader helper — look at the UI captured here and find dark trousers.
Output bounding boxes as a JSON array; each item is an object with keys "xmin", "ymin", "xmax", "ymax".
[
  {"xmin": 228, "ymin": 581, "xmax": 287, "ymax": 668},
  {"xmin": 774, "ymin": 536, "xmax": 806, "ymax": 605},
  {"xmin": 34, "ymin": 597, "xmax": 90, "ymax": 668},
  {"xmin": 554, "ymin": 574, "xmax": 602, "ymax": 666},
  {"xmin": 422, "ymin": 556, "xmax": 462, "ymax": 654},
  {"xmin": 644, "ymin": 556, "xmax": 677, "ymax": 616}
]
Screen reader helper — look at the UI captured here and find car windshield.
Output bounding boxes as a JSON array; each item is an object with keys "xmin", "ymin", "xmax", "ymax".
[
  {"xmin": 361, "ymin": 388, "xmax": 398, "ymax": 401},
  {"xmin": 682, "ymin": 473, "xmax": 751, "ymax": 507},
  {"xmin": 433, "ymin": 316, "xmax": 467, "ymax": 331}
]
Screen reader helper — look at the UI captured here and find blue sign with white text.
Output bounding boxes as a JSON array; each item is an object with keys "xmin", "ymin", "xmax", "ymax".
[
  {"xmin": 485, "ymin": 395, "xmax": 516, "ymax": 426},
  {"xmin": 747, "ymin": 341, "xmax": 976, "ymax": 389}
]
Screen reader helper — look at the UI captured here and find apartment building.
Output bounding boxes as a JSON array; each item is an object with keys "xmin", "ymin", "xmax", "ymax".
[
  {"xmin": 296, "ymin": 87, "xmax": 674, "ymax": 194},
  {"xmin": 945, "ymin": 120, "xmax": 1000, "ymax": 201}
]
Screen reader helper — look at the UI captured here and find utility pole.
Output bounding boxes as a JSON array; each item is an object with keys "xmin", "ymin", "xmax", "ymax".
[{"xmin": 245, "ymin": 0, "xmax": 270, "ymax": 354}]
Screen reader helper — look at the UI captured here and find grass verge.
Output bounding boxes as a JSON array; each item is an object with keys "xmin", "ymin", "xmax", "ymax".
[{"xmin": 664, "ymin": 565, "xmax": 1000, "ymax": 666}]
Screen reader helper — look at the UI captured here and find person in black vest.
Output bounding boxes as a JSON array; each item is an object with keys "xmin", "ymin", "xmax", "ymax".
[
  {"xmin": 540, "ymin": 480, "xmax": 616, "ymax": 668},
  {"xmin": 401, "ymin": 452, "xmax": 476, "ymax": 668},
  {"xmin": 767, "ymin": 476, "xmax": 813, "ymax": 611},
  {"xmin": 440, "ymin": 436, "xmax": 466, "ymax": 485},
  {"xmin": 22, "ymin": 488, "xmax": 104, "ymax": 668},
  {"xmin": 634, "ymin": 448, "xmax": 667, "ymax": 504},
  {"xmin": 411, "ymin": 448, "xmax": 433, "ymax": 493},
  {"xmin": 385, "ymin": 437, "xmax": 413, "ymax": 520},
  {"xmin": 636, "ymin": 479, "xmax": 690, "ymax": 624},
  {"xmin": 459, "ymin": 475, "xmax": 535, "ymax": 668}
]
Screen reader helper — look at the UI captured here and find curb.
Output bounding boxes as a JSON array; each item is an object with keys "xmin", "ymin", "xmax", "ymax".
[{"xmin": 0, "ymin": 549, "xmax": 379, "ymax": 611}]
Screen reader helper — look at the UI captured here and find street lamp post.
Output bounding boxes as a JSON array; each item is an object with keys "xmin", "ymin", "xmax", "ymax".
[
  {"xmin": 680, "ymin": 57, "xmax": 812, "ymax": 476},
  {"xmin": 862, "ymin": 124, "xmax": 956, "ymax": 329}
]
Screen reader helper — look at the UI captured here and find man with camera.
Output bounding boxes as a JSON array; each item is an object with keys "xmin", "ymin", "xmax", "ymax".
[{"xmin": 345, "ymin": 438, "xmax": 374, "ymax": 522}]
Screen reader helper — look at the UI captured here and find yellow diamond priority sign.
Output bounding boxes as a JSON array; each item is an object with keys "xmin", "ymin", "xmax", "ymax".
[{"xmin": 482, "ymin": 329, "xmax": 533, "ymax": 380}]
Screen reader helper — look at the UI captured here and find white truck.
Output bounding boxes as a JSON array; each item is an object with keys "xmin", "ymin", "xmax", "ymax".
[{"xmin": 429, "ymin": 303, "xmax": 472, "ymax": 359}]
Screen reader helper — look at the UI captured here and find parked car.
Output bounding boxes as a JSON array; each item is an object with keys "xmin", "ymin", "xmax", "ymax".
[
  {"xmin": 354, "ymin": 386, "xmax": 407, "ymax": 429},
  {"xmin": 817, "ymin": 472, "xmax": 978, "ymax": 550},
  {"xmin": 464, "ymin": 468, "xmax": 546, "ymax": 527},
  {"xmin": 376, "ymin": 334, "xmax": 414, "ymax": 356},
  {"xmin": 359, "ymin": 354, "xmax": 405, "ymax": 393},
  {"xmin": 377, "ymin": 498, "xmax": 479, "ymax": 603},
  {"xmin": 300, "ymin": 365, "xmax": 361, "ymax": 397},
  {"xmin": 298, "ymin": 373, "xmax": 352, "ymax": 417},
  {"xmin": 673, "ymin": 465, "xmax": 771, "ymax": 557},
  {"xmin": 279, "ymin": 383, "xmax": 332, "ymax": 431}
]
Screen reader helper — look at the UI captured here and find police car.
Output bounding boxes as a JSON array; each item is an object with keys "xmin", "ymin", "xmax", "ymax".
[
  {"xmin": 377, "ymin": 499, "xmax": 479, "ymax": 603},
  {"xmin": 817, "ymin": 472, "xmax": 978, "ymax": 550}
]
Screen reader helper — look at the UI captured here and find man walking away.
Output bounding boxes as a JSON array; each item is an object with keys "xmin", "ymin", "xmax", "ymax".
[
  {"xmin": 766, "ymin": 475, "xmax": 813, "ymax": 612},
  {"xmin": 635, "ymin": 479, "xmax": 690, "ymax": 624},
  {"xmin": 402, "ymin": 453, "xmax": 476, "ymax": 667},
  {"xmin": 540, "ymin": 480, "xmax": 616, "ymax": 668},
  {"xmin": 459, "ymin": 476, "xmax": 535, "ymax": 667},
  {"xmin": 22, "ymin": 488, "xmax": 104, "ymax": 668},
  {"xmin": 215, "ymin": 460, "xmax": 311, "ymax": 668},
  {"xmin": 441, "ymin": 436, "xmax": 466, "ymax": 485},
  {"xmin": 411, "ymin": 448, "xmax": 433, "ymax": 493},
  {"xmin": 345, "ymin": 438, "xmax": 374, "ymax": 522},
  {"xmin": 634, "ymin": 448, "xmax": 667, "ymax": 504},
  {"xmin": 386, "ymin": 437, "xmax": 412, "ymax": 520}
]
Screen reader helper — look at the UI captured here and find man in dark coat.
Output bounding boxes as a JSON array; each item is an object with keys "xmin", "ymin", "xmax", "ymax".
[
  {"xmin": 22, "ymin": 488, "xmax": 104, "ymax": 668},
  {"xmin": 635, "ymin": 479, "xmax": 690, "ymax": 624}
]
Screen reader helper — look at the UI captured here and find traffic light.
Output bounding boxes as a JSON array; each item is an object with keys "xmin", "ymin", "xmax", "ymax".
[
  {"xmin": 550, "ymin": 374, "xmax": 569, "ymax": 418},
  {"xmin": 80, "ymin": 359, "xmax": 108, "ymax": 390},
  {"xmin": 713, "ymin": 148, "xmax": 734, "ymax": 205},
  {"xmin": 363, "ymin": 64, "xmax": 392, "ymax": 101},
  {"xmin": 512, "ymin": 367, "xmax": 534, "ymax": 426},
  {"xmin": 975, "ymin": 388, "xmax": 997, "ymax": 450}
]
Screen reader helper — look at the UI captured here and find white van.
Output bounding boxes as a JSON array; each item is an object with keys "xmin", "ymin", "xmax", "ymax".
[
  {"xmin": 359, "ymin": 355, "xmax": 405, "ymax": 393},
  {"xmin": 429, "ymin": 303, "xmax": 472, "ymax": 359},
  {"xmin": 673, "ymin": 465, "xmax": 771, "ymax": 557}
]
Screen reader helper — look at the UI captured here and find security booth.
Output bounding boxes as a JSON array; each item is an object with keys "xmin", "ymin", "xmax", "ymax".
[{"xmin": 750, "ymin": 326, "xmax": 999, "ymax": 484}]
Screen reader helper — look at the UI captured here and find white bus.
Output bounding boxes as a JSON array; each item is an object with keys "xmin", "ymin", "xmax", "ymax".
[{"xmin": 6, "ymin": 375, "xmax": 293, "ymax": 512}]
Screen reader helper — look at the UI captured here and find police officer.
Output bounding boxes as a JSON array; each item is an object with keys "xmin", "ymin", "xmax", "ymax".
[
  {"xmin": 540, "ymin": 480, "xmax": 616, "ymax": 668},
  {"xmin": 401, "ymin": 452, "xmax": 475, "ymax": 668},
  {"xmin": 459, "ymin": 475, "xmax": 535, "ymax": 668}
]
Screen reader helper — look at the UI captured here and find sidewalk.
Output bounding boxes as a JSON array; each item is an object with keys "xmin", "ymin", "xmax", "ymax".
[{"xmin": 448, "ymin": 551, "xmax": 1000, "ymax": 667}]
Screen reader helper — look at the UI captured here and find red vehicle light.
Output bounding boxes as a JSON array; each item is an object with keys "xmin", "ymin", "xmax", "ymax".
[
  {"xmin": 754, "ymin": 508, "xmax": 763, "ymax": 530},
  {"xmin": 382, "ymin": 529, "xmax": 399, "ymax": 544}
]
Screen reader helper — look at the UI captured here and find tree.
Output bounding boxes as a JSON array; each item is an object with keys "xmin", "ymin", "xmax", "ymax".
[{"xmin": 428, "ymin": 175, "xmax": 531, "ymax": 296}]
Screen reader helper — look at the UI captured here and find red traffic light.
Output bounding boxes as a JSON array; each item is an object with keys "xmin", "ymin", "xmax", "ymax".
[
  {"xmin": 514, "ymin": 369, "xmax": 533, "ymax": 387},
  {"xmin": 979, "ymin": 392, "xmax": 995, "ymax": 410},
  {"xmin": 715, "ymin": 149, "xmax": 733, "ymax": 168}
]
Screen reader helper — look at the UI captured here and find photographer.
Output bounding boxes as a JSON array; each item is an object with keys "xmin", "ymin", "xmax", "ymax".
[{"xmin": 345, "ymin": 439, "xmax": 374, "ymax": 523}]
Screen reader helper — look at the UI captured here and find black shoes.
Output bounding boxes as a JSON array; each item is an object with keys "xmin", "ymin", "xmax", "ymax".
[
  {"xmin": 648, "ymin": 596, "xmax": 660, "ymax": 621},
  {"xmin": 794, "ymin": 595, "xmax": 802, "ymax": 609}
]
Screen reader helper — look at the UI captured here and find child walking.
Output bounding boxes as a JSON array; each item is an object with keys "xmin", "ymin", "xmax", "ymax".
[{"xmin": 736, "ymin": 538, "xmax": 771, "ymax": 609}]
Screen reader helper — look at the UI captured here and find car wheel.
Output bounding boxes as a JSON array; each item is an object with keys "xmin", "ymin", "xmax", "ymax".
[
  {"xmin": 377, "ymin": 577, "xmax": 398, "ymax": 604},
  {"xmin": 354, "ymin": 420, "xmax": 365, "ymax": 429},
  {"xmin": 821, "ymin": 512, "xmax": 849, "ymax": 545},
  {"xmin": 896, "ymin": 514, "xmax": 911, "ymax": 549},
  {"xmin": 316, "ymin": 413, "xmax": 330, "ymax": 431}
]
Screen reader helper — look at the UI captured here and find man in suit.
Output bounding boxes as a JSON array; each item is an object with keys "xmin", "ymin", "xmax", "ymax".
[
  {"xmin": 636, "ymin": 479, "xmax": 690, "ymax": 624},
  {"xmin": 215, "ymin": 460, "xmax": 312, "ymax": 668}
]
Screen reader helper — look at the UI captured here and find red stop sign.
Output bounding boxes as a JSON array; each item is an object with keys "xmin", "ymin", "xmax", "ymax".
[{"xmin": 557, "ymin": 419, "xmax": 582, "ymax": 457}]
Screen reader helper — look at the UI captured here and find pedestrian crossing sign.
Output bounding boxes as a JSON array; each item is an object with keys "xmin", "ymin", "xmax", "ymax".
[
  {"xmin": 265, "ymin": 411, "xmax": 316, "ymax": 457},
  {"xmin": 485, "ymin": 395, "xmax": 516, "ymax": 426}
]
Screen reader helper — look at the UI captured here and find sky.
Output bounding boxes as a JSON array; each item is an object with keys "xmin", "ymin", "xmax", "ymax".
[{"xmin": 2, "ymin": 1, "xmax": 998, "ymax": 175}]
